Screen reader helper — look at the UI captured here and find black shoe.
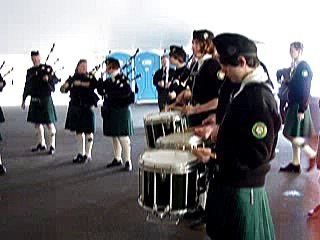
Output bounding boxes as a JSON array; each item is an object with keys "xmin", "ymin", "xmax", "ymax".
[
  {"xmin": 279, "ymin": 163, "xmax": 301, "ymax": 173},
  {"xmin": 0, "ymin": 164, "xmax": 6, "ymax": 175},
  {"xmin": 188, "ymin": 215, "xmax": 206, "ymax": 230},
  {"xmin": 48, "ymin": 146, "xmax": 55, "ymax": 155},
  {"xmin": 77, "ymin": 155, "xmax": 92, "ymax": 164},
  {"xmin": 184, "ymin": 207, "xmax": 205, "ymax": 220},
  {"xmin": 31, "ymin": 144, "xmax": 47, "ymax": 152},
  {"xmin": 106, "ymin": 158, "xmax": 123, "ymax": 168},
  {"xmin": 124, "ymin": 161, "xmax": 132, "ymax": 171},
  {"xmin": 72, "ymin": 154, "xmax": 83, "ymax": 163}
]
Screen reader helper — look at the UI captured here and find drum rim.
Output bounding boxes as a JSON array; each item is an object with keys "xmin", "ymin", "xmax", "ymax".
[
  {"xmin": 155, "ymin": 132, "xmax": 204, "ymax": 149},
  {"xmin": 137, "ymin": 197, "xmax": 196, "ymax": 216},
  {"xmin": 139, "ymin": 150, "xmax": 199, "ymax": 174},
  {"xmin": 143, "ymin": 111, "xmax": 183, "ymax": 124}
]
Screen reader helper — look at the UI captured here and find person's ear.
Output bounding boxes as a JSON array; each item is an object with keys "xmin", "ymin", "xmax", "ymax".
[{"xmin": 238, "ymin": 56, "xmax": 246, "ymax": 66}]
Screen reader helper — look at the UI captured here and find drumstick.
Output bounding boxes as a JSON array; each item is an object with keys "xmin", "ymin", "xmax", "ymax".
[{"xmin": 170, "ymin": 105, "xmax": 183, "ymax": 111}]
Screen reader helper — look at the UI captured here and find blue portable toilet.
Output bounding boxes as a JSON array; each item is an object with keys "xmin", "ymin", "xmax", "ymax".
[{"xmin": 135, "ymin": 52, "xmax": 160, "ymax": 103}]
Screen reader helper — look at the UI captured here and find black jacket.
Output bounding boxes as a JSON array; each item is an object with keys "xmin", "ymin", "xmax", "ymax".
[
  {"xmin": 23, "ymin": 64, "xmax": 60, "ymax": 101},
  {"xmin": 214, "ymin": 69, "xmax": 281, "ymax": 187},
  {"xmin": 97, "ymin": 72, "xmax": 134, "ymax": 108},
  {"xmin": 66, "ymin": 72, "xmax": 99, "ymax": 107}
]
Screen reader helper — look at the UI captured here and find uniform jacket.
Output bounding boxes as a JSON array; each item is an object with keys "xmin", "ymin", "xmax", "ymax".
[
  {"xmin": 65, "ymin": 72, "xmax": 99, "ymax": 107},
  {"xmin": 287, "ymin": 61, "xmax": 313, "ymax": 113},
  {"xmin": 97, "ymin": 72, "xmax": 134, "ymax": 108},
  {"xmin": 214, "ymin": 66, "xmax": 281, "ymax": 187},
  {"xmin": 23, "ymin": 64, "xmax": 60, "ymax": 101}
]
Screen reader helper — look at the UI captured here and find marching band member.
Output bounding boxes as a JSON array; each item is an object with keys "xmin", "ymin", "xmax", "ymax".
[
  {"xmin": 167, "ymin": 45, "xmax": 190, "ymax": 105},
  {"xmin": 60, "ymin": 59, "xmax": 99, "ymax": 163},
  {"xmin": 0, "ymin": 74, "xmax": 6, "ymax": 175},
  {"xmin": 279, "ymin": 42, "xmax": 317, "ymax": 173},
  {"xmin": 21, "ymin": 51, "xmax": 59, "ymax": 155},
  {"xmin": 97, "ymin": 57, "xmax": 134, "ymax": 171},
  {"xmin": 193, "ymin": 33, "xmax": 281, "ymax": 240},
  {"xmin": 176, "ymin": 29, "xmax": 223, "ymax": 127},
  {"xmin": 170, "ymin": 30, "xmax": 222, "ymax": 226},
  {"xmin": 152, "ymin": 55, "xmax": 174, "ymax": 111}
]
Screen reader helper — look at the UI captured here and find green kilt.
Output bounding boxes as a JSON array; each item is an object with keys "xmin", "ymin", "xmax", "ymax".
[
  {"xmin": 206, "ymin": 183, "xmax": 275, "ymax": 240},
  {"xmin": 65, "ymin": 104, "xmax": 95, "ymax": 133},
  {"xmin": 102, "ymin": 105, "xmax": 134, "ymax": 136},
  {"xmin": 283, "ymin": 103, "xmax": 315, "ymax": 137},
  {"xmin": 27, "ymin": 96, "xmax": 57, "ymax": 124}
]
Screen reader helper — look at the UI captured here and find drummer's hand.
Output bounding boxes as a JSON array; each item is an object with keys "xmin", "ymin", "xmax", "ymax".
[
  {"xmin": 202, "ymin": 114, "xmax": 216, "ymax": 125},
  {"xmin": 168, "ymin": 91, "xmax": 176, "ymax": 100},
  {"xmin": 182, "ymin": 105, "xmax": 196, "ymax": 114},
  {"xmin": 297, "ymin": 112, "xmax": 304, "ymax": 121},
  {"xmin": 176, "ymin": 89, "xmax": 191, "ymax": 104},
  {"xmin": 158, "ymin": 80, "xmax": 165, "ymax": 88},
  {"xmin": 210, "ymin": 124, "xmax": 220, "ymax": 143},
  {"xmin": 192, "ymin": 147, "xmax": 212, "ymax": 163},
  {"xmin": 193, "ymin": 125, "xmax": 214, "ymax": 139}
]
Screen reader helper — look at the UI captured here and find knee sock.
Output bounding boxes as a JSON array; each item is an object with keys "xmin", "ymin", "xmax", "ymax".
[
  {"xmin": 85, "ymin": 133, "xmax": 94, "ymax": 158},
  {"xmin": 119, "ymin": 136, "xmax": 131, "ymax": 163},
  {"xmin": 36, "ymin": 124, "xmax": 46, "ymax": 146},
  {"xmin": 47, "ymin": 124, "xmax": 56, "ymax": 149},
  {"xmin": 76, "ymin": 133, "xmax": 85, "ymax": 156},
  {"xmin": 112, "ymin": 137, "xmax": 122, "ymax": 161}
]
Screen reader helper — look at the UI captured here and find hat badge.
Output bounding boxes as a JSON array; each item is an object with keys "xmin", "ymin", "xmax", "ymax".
[{"xmin": 203, "ymin": 32, "xmax": 209, "ymax": 40}]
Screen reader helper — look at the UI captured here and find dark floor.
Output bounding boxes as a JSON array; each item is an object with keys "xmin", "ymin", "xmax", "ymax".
[{"xmin": 1, "ymin": 105, "xmax": 320, "ymax": 240}]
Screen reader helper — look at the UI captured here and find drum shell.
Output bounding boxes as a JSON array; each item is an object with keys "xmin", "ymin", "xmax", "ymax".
[{"xmin": 138, "ymin": 149, "xmax": 199, "ymax": 215}]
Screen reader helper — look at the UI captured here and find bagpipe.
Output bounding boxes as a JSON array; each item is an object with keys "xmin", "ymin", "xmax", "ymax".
[
  {"xmin": 27, "ymin": 43, "xmax": 62, "ymax": 91},
  {"xmin": 98, "ymin": 49, "xmax": 142, "ymax": 104},
  {"xmin": 0, "ymin": 60, "xmax": 14, "ymax": 89},
  {"xmin": 61, "ymin": 65, "xmax": 101, "ymax": 107},
  {"xmin": 121, "ymin": 48, "xmax": 141, "ymax": 94}
]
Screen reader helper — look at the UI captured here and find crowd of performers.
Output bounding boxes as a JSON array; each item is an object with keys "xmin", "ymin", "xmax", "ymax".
[{"xmin": 0, "ymin": 29, "xmax": 320, "ymax": 239}]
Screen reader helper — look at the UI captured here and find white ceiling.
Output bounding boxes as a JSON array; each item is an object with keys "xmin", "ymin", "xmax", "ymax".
[{"xmin": 1, "ymin": 0, "xmax": 319, "ymax": 55}]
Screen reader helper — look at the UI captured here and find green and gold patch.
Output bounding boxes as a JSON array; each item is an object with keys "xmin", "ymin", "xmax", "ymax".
[{"xmin": 252, "ymin": 122, "xmax": 267, "ymax": 139}]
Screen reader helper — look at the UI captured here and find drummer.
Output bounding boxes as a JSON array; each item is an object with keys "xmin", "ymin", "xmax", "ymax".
[
  {"xmin": 167, "ymin": 29, "xmax": 223, "ymax": 226},
  {"xmin": 192, "ymin": 33, "xmax": 281, "ymax": 239},
  {"xmin": 171, "ymin": 29, "xmax": 224, "ymax": 127}
]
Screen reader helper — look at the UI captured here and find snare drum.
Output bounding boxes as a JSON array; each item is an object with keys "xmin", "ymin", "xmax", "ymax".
[
  {"xmin": 138, "ymin": 149, "xmax": 199, "ymax": 216},
  {"xmin": 156, "ymin": 132, "xmax": 205, "ymax": 151},
  {"xmin": 143, "ymin": 111, "xmax": 187, "ymax": 148}
]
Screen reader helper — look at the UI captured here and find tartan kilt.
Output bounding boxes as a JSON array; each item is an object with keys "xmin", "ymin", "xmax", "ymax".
[
  {"xmin": 206, "ymin": 182, "xmax": 275, "ymax": 240},
  {"xmin": 27, "ymin": 96, "xmax": 57, "ymax": 124},
  {"xmin": 283, "ymin": 103, "xmax": 315, "ymax": 137},
  {"xmin": 65, "ymin": 104, "xmax": 95, "ymax": 133},
  {"xmin": 0, "ymin": 106, "xmax": 5, "ymax": 123},
  {"xmin": 102, "ymin": 105, "xmax": 134, "ymax": 136}
]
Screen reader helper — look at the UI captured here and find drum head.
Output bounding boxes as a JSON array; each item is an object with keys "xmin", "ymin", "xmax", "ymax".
[
  {"xmin": 139, "ymin": 149, "xmax": 198, "ymax": 173},
  {"xmin": 143, "ymin": 111, "xmax": 182, "ymax": 124},
  {"xmin": 156, "ymin": 132, "xmax": 203, "ymax": 150}
]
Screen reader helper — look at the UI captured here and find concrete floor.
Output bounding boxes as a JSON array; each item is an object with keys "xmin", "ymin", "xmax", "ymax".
[{"xmin": 0, "ymin": 104, "xmax": 320, "ymax": 240}]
